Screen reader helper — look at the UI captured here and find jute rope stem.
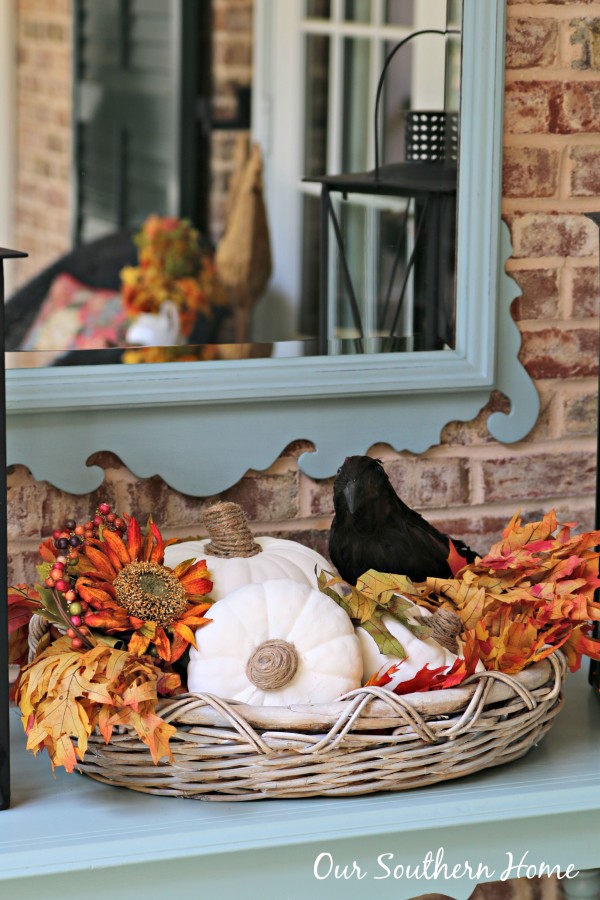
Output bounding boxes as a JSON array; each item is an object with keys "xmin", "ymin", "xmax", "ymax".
[
  {"xmin": 203, "ymin": 501, "xmax": 261, "ymax": 558},
  {"xmin": 428, "ymin": 607, "xmax": 462, "ymax": 653},
  {"xmin": 246, "ymin": 640, "xmax": 299, "ymax": 690}
]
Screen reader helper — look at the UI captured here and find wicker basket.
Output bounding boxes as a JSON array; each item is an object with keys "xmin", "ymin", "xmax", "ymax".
[{"xmin": 76, "ymin": 652, "xmax": 565, "ymax": 801}]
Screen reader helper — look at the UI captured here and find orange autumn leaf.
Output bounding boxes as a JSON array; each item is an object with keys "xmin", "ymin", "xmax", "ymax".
[{"xmin": 16, "ymin": 637, "xmax": 181, "ymax": 772}]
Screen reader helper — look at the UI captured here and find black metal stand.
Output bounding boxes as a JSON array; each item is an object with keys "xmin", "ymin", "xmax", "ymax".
[
  {"xmin": 0, "ymin": 248, "xmax": 28, "ymax": 811},
  {"xmin": 584, "ymin": 214, "xmax": 600, "ymax": 703}
]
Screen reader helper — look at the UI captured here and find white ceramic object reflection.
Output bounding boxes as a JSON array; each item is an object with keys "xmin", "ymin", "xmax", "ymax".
[{"xmin": 125, "ymin": 299, "xmax": 181, "ymax": 346}]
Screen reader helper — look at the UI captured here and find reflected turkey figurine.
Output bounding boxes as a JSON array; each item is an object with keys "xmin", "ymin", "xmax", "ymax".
[{"xmin": 329, "ymin": 456, "xmax": 478, "ymax": 585}]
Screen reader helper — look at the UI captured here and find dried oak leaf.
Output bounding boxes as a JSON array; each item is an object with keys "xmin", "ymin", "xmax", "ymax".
[{"xmin": 16, "ymin": 637, "xmax": 180, "ymax": 772}]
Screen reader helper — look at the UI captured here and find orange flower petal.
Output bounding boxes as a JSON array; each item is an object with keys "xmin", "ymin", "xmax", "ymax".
[
  {"xmin": 83, "ymin": 546, "xmax": 118, "ymax": 581},
  {"xmin": 128, "ymin": 632, "xmax": 152, "ymax": 656},
  {"xmin": 126, "ymin": 517, "xmax": 143, "ymax": 560},
  {"xmin": 103, "ymin": 529, "xmax": 131, "ymax": 568}
]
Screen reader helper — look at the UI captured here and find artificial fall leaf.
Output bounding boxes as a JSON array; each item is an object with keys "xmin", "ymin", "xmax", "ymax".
[
  {"xmin": 367, "ymin": 630, "xmax": 482, "ymax": 694},
  {"xmin": 318, "ymin": 569, "xmax": 437, "ymax": 659},
  {"xmin": 16, "ymin": 637, "xmax": 181, "ymax": 772},
  {"xmin": 318, "ymin": 570, "xmax": 407, "ymax": 658},
  {"xmin": 8, "ymin": 586, "xmax": 42, "ymax": 666},
  {"xmin": 419, "ymin": 511, "xmax": 600, "ymax": 674},
  {"xmin": 447, "ymin": 540, "xmax": 470, "ymax": 576},
  {"xmin": 354, "ymin": 570, "xmax": 432, "ymax": 630}
]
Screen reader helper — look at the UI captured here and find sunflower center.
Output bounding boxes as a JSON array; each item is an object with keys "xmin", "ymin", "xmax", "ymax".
[{"xmin": 114, "ymin": 561, "xmax": 187, "ymax": 626}]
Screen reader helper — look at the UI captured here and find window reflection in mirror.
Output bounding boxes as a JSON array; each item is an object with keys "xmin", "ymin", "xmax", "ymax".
[{"xmin": 5, "ymin": 0, "xmax": 462, "ymax": 368}]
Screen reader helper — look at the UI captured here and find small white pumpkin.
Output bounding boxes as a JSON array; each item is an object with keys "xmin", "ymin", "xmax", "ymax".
[
  {"xmin": 358, "ymin": 602, "xmax": 483, "ymax": 691},
  {"xmin": 165, "ymin": 502, "xmax": 330, "ymax": 600},
  {"xmin": 187, "ymin": 578, "xmax": 363, "ymax": 705}
]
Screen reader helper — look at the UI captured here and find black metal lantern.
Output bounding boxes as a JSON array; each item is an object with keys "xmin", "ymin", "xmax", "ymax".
[
  {"xmin": 305, "ymin": 30, "xmax": 459, "ymax": 356},
  {"xmin": 1, "ymin": 247, "xmax": 28, "ymax": 811}
]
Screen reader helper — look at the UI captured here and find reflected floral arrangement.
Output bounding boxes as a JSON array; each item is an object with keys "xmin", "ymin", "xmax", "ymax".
[{"xmin": 120, "ymin": 214, "xmax": 227, "ymax": 340}]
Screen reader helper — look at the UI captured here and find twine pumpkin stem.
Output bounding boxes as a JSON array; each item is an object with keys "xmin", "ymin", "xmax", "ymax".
[
  {"xmin": 203, "ymin": 501, "xmax": 261, "ymax": 558},
  {"xmin": 429, "ymin": 607, "xmax": 463, "ymax": 653},
  {"xmin": 246, "ymin": 639, "xmax": 299, "ymax": 690}
]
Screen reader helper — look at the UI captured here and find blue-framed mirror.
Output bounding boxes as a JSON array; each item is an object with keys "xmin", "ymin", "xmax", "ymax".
[{"xmin": 5, "ymin": 0, "xmax": 539, "ymax": 496}]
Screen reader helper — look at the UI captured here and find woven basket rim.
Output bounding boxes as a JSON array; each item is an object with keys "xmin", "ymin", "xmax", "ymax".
[{"xmin": 153, "ymin": 652, "xmax": 566, "ymax": 734}]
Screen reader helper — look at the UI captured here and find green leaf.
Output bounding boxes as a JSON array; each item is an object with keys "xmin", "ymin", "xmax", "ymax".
[
  {"xmin": 317, "ymin": 570, "xmax": 409, "ymax": 658},
  {"xmin": 35, "ymin": 562, "xmax": 52, "ymax": 583},
  {"xmin": 33, "ymin": 608, "xmax": 64, "ymax": 626},
  {"xmin": 34, "ymin": 584, "xmax": 65, "ymax": 622},
  {"xmin": 361, "ymin": 615, "xmax": 408, "ymax": 659}
]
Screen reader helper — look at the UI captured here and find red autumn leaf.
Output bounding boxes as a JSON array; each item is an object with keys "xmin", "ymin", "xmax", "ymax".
[
  {"xmin": 365, "ymin": 663, "xmax": 401, "ymax": 688},
  {"xmin": 8, "ymin": 587, "xmax": 41, "ymax": 634},
  {"xmin": 447, "ymin": 540, "xmax": 469, "ymax": 576},
  {"xmin": 392, "ymin": 663, "xmax": 450, "ymax": 694}
]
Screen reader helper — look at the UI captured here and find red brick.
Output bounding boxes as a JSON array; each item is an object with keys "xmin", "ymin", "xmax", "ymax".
[
  {"xmin": 7, "ymin": 547, "xmax": 42, "ymax": 587},
  {"xmin": 504, "ymin": 81, "xmax": 560, "ymax": 134},
  {"xmin": 509, "ymin": 268, "xmax": 560, "ymax": 320},
  {"xmin": 563, "ymin": 390, "xmax": 598, "ymax": 436},
  {"xmin": 519, "ymin": 326, "xmax": 599, "ymax": 379},
  {"xmin": 559, "ymin": 81, "xmax": 600, "ymax": 132},
  {"xmin": 570, "ymin": 144, "xmax": 600, "ymax": 196},
  {"xmin": 481, "ymin": 451, "xmax": 596, "ymax": 502},
  {"xmin": 570, "ymin": 266, "xmax": 600, "ymax": 317},
  {"xmin": 503, "ymin": 147, "xmax": 559, "ymax": 198},
  {"xmin": 268, "ymin": 529, "xmax": 331, "ymax": 564},
  {"xmin": 305, "ymin": 456, "xmax": 471, "ymax": 517},
  {"xmin": 369, "ymin": 457, "xmax": 471, "ymax": 510},
  {"xmin": 223, "ymin": 470, "xmax": 299, "ymax": 521},
  {"xmin": 506, "ymin": 17, "xmax": 558, "ymax": 69},
  {"xmin": 441, "ymin": 392, "xmax": 512, "ymax": 446},
  {"xmin": 508, "ymin": 212, "xmax": 597, "ymax": 258},
  {"xmin": 505, "ymin": 80, "xmax": 600, "ymax": 135},
  {"xmin": 567, "ymin": 17, "xmax": 600, "ymax": 71},
  {"xmin": 7, "ymin": 474, "xmax": 118, "ymax": 540},
  {"xmin": 428, "ymin": 515, "xmax": 508, "ymax": 558}
]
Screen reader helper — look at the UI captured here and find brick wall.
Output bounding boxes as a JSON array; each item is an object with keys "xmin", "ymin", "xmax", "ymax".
[{"xmin": 13, "ymin": 0, "xmax": 73, "ymax": 286}]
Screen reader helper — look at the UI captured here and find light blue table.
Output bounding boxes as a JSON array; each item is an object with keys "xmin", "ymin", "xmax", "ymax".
[{"xmin": 2, "ymin": 668, "xmax": 599, "ymax": 900}]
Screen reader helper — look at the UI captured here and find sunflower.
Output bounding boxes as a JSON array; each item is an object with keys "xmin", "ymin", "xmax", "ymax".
[{"xmin": 75, "ymin": 516, "xmax": 213, "ymax": 663}]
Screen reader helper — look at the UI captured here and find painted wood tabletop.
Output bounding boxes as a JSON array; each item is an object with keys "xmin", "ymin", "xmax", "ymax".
[{"xmin": 2, "ymin": 667, "xmax": 599, "ymax": 900}]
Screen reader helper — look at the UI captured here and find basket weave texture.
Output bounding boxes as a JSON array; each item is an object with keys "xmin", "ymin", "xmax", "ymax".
[{"xmin": 71, "ymin": 650, "xmax": 566, "ymax": 802}]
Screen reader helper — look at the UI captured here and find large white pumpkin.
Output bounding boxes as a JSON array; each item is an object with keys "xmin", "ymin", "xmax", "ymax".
[
  {"xmin": 187, "ymin": 578, "xmax": 363, "ymax": 705},
  {"xmin": 165, "ymin": 535, "xmax": 330, "ymax": 600}
]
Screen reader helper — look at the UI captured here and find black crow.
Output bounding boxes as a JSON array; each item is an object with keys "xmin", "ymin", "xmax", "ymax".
[{"xmin": 329, "ymin": 455, "xmax": 478, "ymax": 585}]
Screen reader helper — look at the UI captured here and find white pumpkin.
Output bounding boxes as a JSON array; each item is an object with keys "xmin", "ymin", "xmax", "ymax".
[
  {"xmin": 187, "ymin": 578, "xmax": 363, "ymax": 705},
  {"xmin": 358, "ymin": 602, "xmax": 483, "ymax": 691},
  {"xmin": 164, "ymin": 502, "xmax": 330, "ymax": 600}
]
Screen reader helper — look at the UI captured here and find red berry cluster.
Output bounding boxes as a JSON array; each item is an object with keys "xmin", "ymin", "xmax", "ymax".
[{"xmin": 45, "ymin": 503, "xmax": 127, "ymax": 650}]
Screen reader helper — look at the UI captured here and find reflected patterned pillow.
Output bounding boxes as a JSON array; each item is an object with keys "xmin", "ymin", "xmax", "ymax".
[{"xmin": 20, "ymin": 273, "xmax": 128, "ymax": 352}]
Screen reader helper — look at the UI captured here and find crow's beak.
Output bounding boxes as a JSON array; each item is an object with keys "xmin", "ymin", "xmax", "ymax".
[{"xmin": 343, "ymin": 480, "xmax": 358, "ymax": 515}]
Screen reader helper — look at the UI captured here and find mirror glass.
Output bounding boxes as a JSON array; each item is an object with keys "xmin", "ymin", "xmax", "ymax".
[{"xmin": 5, "ymin": 0, "xmax": 463, "ymax": 369}]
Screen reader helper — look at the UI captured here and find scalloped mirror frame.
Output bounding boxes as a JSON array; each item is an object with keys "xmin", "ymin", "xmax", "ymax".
[{"xmin": 5, "ymin": 0, "xmax": 539, "ymax": 497}]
